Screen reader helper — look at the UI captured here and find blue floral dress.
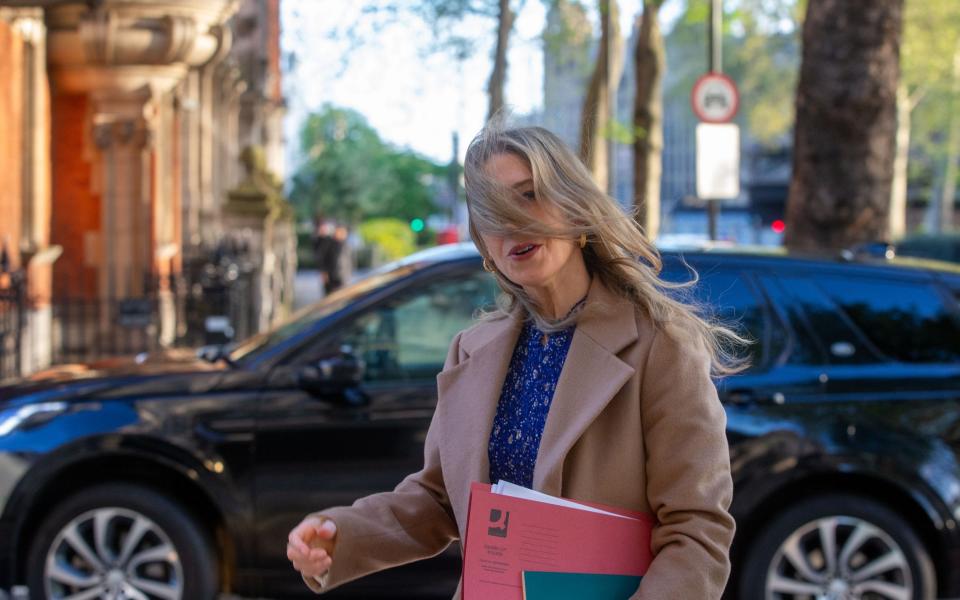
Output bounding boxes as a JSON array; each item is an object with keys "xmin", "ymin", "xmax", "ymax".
[{"xmin": 487, "ymin": 319, "xmax": 576, "ymax": 488}]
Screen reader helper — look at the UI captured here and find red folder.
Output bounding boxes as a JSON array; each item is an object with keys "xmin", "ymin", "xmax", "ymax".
[{"xmin": 462, "ymin": 482, "xmax": 654, "ymax": 600}]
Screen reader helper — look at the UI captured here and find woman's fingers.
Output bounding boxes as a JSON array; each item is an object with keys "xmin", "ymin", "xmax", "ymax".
[
  {"xmin": 288, "ymin": 528, "xmax": 310, "ymax": 555},
  {"xmin": 287, "ymin": 543, "xmax": 332, "ymax": 574},
  {"xmin": 288, "ymin": 516, "xmax": 336, "ymax": 578}
]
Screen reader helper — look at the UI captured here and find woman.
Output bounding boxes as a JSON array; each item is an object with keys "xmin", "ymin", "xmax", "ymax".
[{"xmin": 287, "ymin": 123, "xmax": 744, "ymax": 598}]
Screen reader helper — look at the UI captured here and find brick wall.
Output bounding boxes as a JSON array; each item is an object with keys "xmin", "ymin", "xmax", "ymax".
[{"xmin": 51, "ymin": 92, "xmax": 99, "ymax": 296}]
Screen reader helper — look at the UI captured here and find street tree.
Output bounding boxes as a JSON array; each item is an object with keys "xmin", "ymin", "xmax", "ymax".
[
  {"xmin": 784, "ymin": 0, "xmax": 903, "ymax": 252},
  {"xmin": 579, "ymin": 0, "xmax": 624, "ymax": 192},
  {"xmin": 632, "ymin": 0, "xmax": 665, "ymax": 239},
  {"xmin": 289, "ymin": 105, "xmax": 443, "ymax": 224}
]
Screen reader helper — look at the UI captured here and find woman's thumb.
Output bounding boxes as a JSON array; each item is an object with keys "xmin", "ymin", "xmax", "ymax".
[{"xmin": 317, "ymin": 519, "xmax": 337, "ymax": 539}]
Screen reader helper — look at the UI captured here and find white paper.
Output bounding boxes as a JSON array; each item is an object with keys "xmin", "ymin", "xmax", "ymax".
[{"xmin": 491, "ymin": 480, "xmax": 638, "ymax": 521}]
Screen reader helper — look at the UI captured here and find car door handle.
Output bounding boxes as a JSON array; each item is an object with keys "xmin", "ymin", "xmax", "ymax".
[{"xmin": 725, "ymin": 390, "xmax": 786, "ymax": 406}]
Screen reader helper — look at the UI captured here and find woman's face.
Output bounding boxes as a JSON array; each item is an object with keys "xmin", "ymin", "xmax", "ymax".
[{"xmin": 478, "ymin": 153, "xmax": 582, "ymax": 292}]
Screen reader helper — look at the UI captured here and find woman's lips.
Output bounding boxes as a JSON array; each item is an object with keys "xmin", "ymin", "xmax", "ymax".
[{"xmin": 508, "ymin": 243, "xmax": 541, "ymax": 261}]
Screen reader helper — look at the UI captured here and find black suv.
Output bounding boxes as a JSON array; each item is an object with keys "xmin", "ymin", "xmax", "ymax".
[{"xmin": 1, "ymin": 243, "xmax": 958, "ymax": 600}]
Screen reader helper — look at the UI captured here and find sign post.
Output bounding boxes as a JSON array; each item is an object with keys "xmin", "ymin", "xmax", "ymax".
[{"xmin": 692, "ymin": 72, "xmax": 740, "ymax": 241}]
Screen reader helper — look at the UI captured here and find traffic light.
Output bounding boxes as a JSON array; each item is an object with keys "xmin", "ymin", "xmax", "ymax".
[{"xmin": 410, "ymin": 218, "xmax": 425, "ymax": 233}]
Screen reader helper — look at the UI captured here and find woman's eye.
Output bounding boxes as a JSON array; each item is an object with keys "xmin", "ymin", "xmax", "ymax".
[{"xmin": 522, "ymin": 191, "xmax": 536, "ymax": 201}]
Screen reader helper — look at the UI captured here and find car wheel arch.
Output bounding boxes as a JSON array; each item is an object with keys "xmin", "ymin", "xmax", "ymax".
[
  {"xmin": 10, "ymin": 449, "xmax": 239, "ymax": 593},
  {"xmin": 728, "ymin": 469, "xmax": 951, "ymax": 598}
]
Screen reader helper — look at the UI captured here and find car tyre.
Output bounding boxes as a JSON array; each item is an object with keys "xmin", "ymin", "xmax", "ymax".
[
  {"xmin": 739, "ymin": 493, "xmax": 936, "ymax": 600},
  {"xmin": 26, "ymin": 483, "xmax": 219, "ymax": 600}
]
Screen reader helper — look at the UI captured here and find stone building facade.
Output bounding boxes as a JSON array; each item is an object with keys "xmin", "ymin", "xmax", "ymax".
[{"xmin": 0, "ymin": 0, "xmax": 293, "ymax": 377}]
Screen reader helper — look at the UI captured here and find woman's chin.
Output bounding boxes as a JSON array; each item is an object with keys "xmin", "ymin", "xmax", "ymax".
[{"xmin": 505, "ymin": 271, "xmax": 549, "ymax": 290}]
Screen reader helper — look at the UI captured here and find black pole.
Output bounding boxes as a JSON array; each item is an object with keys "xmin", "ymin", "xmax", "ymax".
[
  {"xmin": 707, "ymin": 0, "xmax": 722, "ymax": 241},
  {"xmin": 709, "ymin": 0, "xmax": 722, "ymax": 73}
]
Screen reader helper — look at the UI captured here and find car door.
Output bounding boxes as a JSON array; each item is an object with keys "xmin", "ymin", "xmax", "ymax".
[
  {"xmin": 661, "ymin": 257, "xmax": 825, "ymax": 408},
  {"xmin": 252, "ymin": 265, "xmax": 498, "ymax": 595},
  {"xmin": 760, "ymin": 269, "xmax": 960, "ymax": 399}
]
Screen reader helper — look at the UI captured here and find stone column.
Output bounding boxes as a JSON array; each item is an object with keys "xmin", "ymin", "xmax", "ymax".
[
  {"xmin": 46, "ymin": 0, "xmax": 236, "ymax": 344},
  {"xmin": 194, "ymin": 24, "xmax": 232, "ymax": 250},
  {"xmin": 90, "ymin": 91, "xmax": 153, "ymax": 298},
  {"xmin": 0, "ymin": 7, "xmax": 57, "ymax": 374}
]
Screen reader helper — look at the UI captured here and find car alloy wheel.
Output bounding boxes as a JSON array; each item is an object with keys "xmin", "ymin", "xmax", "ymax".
[
  {"xmin": 766, "ymin": 515, "xmax": 911, "ymax": 599},
  {"xmin": 44, "ymin": 507, "xmax": 184, "ymax": 600}
]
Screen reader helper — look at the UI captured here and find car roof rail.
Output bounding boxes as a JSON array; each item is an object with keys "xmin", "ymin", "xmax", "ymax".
[{"xmin": 840, "ymin": 241, "xmax": 896, "ymax": 262}]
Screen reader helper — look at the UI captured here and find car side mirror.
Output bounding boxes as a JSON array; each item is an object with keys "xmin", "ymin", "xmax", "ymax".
[{"xmin": 297, "ymin": 345, "xmax": 366, "ymax": 402}]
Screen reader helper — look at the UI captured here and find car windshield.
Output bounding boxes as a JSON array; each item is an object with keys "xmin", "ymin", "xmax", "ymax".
[{"xmin": 227, "ymin": 264, "xmax": 419, "ymax": 364}]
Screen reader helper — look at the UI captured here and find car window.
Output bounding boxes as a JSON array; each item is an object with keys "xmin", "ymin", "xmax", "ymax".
[
  {"xmin": 661, "ymin": 262, "xmax": 775, "ymax": 370},
  {"xmin": 757, "ymin": 275, "xmax": 832, "ymax": 366},
  {"xmin": 334, "ymin": 271, "xmax": 500, "ymax": 382},
  {"xmin": 816, "ymin": 275, "xmax": 960, "ymax": 363}
]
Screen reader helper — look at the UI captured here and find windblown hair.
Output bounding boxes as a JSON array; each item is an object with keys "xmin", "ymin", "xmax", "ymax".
[{"xmin": 463, "ymin": 121, "xmax": 750, "ymax": 376}]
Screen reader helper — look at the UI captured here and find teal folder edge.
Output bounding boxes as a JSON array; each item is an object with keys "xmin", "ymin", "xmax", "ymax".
[{"xmin": 522, "ymin": 571, "xmax": 643, "ymax": 600}]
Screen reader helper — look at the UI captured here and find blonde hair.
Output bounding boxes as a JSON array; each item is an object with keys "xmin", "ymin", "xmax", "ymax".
[{"xmin": 464, "ymin": 121, "xmax": 750, "ymax": 376}]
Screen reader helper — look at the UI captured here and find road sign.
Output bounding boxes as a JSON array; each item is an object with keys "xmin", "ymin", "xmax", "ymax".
[
  {"xmin": 691, "ymin": 73, "xmax": 739, "ymax": 123},
  {"xmin": 696, "ymin": 123, "xmax": 740, "ymax": 200}
]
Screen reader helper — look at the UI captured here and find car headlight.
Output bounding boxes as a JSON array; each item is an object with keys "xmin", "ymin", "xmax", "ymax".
[{"xmin": 0, "ymin": 402, "xmax": 69, "ymax": 437}]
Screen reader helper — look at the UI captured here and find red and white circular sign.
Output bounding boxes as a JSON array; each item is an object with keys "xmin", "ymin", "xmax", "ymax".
[{"xmin": 691, "ymin": 73, "xmax": 740, "ymax": 123}]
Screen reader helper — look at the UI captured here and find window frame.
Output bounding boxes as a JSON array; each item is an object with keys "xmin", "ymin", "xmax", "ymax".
[{"xmin": 287, "ymin": 266, "xmax": 499, "ymax": 383}]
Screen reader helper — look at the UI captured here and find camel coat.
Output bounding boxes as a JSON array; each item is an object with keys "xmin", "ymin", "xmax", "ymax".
[{"xmin": 304, "ymin": 277, "xmax": 735, "ymax": 599}]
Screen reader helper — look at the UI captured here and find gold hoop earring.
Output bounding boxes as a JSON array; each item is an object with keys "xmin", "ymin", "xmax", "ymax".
[
  {"xmin": 579, "ymin": 233, "xmax": 588, "ymax": 248},
  {"xmin": 483, "ymin": 258, "xmax": 496, "ymax": 272}
]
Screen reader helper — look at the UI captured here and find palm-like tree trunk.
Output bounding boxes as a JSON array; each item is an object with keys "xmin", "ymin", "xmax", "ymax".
[
  {"xmin": 632, "ymin": 0, "xmax": 664, "ymax": 240},
  {"xmin": 487, "ymin": 0, "xmax": 515, "ymax": 121},
  {"xmin": 579, "ymin": 0, "xmax": 622, "ymax": 192},
  {"xmin": 785, "ymin": 0, "xmax": 904, "ymax": 251}
]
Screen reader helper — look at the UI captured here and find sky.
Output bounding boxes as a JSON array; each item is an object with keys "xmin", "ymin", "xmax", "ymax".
[{"xmin": 280, "ymin": 1, "xmax": 684, "ymax": 172}]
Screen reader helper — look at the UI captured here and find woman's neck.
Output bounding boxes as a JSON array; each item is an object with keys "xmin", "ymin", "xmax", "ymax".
[{"xmin": 525, "ymin": 256, "xmax": 591, "ymax": 320}]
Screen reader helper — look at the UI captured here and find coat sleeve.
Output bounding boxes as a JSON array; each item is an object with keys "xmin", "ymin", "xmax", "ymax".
[
  {"xmin": 302, "ymin": 332, "xmax": 463, "ymax": 594},
  {"xmin": 631, "ymin": 326, "xmax": 736, "ymax": 600}
]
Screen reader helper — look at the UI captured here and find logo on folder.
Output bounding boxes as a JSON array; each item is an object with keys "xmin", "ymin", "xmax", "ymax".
[{"xmin": 487, "ymin": 509, "xmax": 510, "ymax": 538}]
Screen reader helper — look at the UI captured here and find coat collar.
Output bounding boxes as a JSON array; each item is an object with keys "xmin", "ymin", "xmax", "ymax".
[
  {"xmin": 534, "ymin": 278, "xmax": 638, "ymax": 495},
  {"xmin": 437, "ymin": 277, "xmax": 641, "ymax": 535}
]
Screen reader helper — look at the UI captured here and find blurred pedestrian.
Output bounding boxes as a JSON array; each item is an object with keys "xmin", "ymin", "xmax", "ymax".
[
  {"xmin": 287, "ymin": 123, "xmax": 745, "ymax": 599},
  {"xmin": 312, "ymin": 216, "xmax": 345, "ymax": 295}
]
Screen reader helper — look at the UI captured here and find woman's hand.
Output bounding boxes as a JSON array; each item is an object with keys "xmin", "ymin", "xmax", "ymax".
[{"xmin": 287, "ymin": 515, "xmax": 338, "ymax": 579}]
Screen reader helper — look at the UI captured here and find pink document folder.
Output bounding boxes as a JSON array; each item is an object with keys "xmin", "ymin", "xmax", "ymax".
[{"xmin": 462, "ymin": 482, "xmax": 654, "ymax": 600}]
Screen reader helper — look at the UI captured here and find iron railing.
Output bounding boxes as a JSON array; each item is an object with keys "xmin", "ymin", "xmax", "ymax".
[
  {"xmin": 5, "ymin": 253, "xmax": 260, "ymax": 376},
  {"xmin": 0, "ymin": 270, "xmax": 26, "ymax": 380}
]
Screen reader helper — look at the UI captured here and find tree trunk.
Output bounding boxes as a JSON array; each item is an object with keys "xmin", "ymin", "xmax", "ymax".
[
  {"xmin": 632, "ymin": 1, "xmax": 664, "ymax": 240},
  {"xmin": 487, "ymin": 0, "xmax": 515, "ymax": 121},
  {"xmin": 937, "ymin": 38, "xmax": 960, "ymax": 232},
  {"xmin": 784, "ymin": 0, "xmax": 904, "ymax": 252},
  {"xmin": 579, "ymin": 0, "xmax": 622, "ymax": 192},
  {"xmin": 889, "ymin": 83, "xmax": 911, "ymax": 240}
]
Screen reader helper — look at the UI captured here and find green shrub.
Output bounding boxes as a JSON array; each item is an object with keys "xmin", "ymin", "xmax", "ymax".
[{"xmin": 359, "ymin": 218, "xmax": 417, "ymax": 262}]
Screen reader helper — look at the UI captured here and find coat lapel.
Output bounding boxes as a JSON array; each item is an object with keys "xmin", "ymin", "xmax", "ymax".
[
  {"xmin": 436, "ymin": 314, "xmax": 522, "ymax": 537},
  {"xmin": 533, "ymin": 278, "xmax": 639, "ymax": 496}
]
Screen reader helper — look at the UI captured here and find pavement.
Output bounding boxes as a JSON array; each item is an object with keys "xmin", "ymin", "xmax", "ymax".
[{"xmin": 294, "ymin": 269, "xmax": 324, "ymax": 309}]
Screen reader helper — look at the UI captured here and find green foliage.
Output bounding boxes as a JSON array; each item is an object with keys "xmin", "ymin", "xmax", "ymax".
[
  {"xmin": 288, "ymin": 105, "xmax": 444, "ymax": 224},
  {"xmin": 359, "ymin": 218, "xmax": 418, "ymax": 260},
  {"xmin": 665, "ymin": 0, "xmax": 801, "ymax": 146},
  {"xmin": 900, "ymin": 0, "xmax": 960, "ymax": 202}
]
